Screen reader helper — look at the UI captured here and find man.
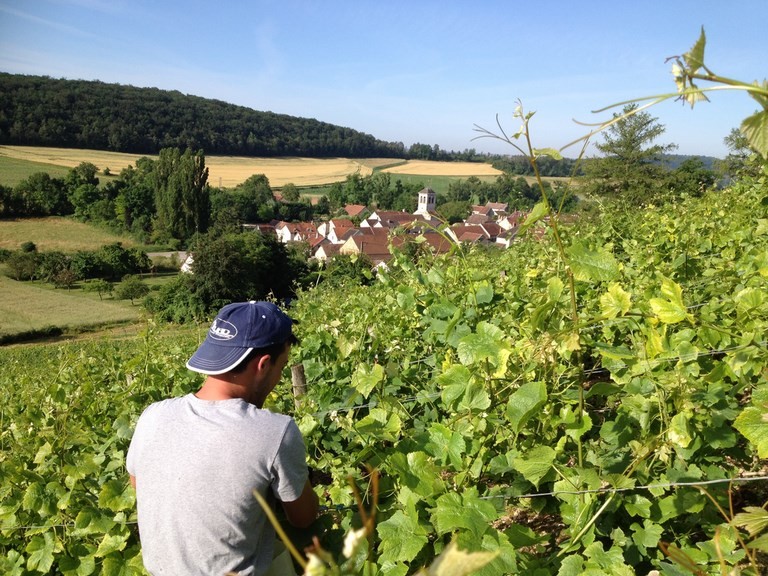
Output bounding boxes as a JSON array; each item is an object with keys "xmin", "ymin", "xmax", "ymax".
[{"xmin": 127, "ymin": 301, "xmax": 319, "ymax": 575}]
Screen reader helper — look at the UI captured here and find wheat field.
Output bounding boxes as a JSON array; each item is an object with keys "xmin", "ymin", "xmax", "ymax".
[
  {"xmin": 0, "ymin": 146, "xmax": 501, "ymax": 188},
  {"xmin": 381, "ymin": 160, "xmax": 502, "ymax": 176}
]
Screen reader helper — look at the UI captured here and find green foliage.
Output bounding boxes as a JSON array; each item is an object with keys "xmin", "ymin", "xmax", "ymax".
[
  {"xmin": 287, "ymin": 168, "xmax": 768, "ymax": 574},
  {"xmin": 4, "ymin": 250, "xmax": 38, "ymax": 280},
  {"xmin": 83, "ymin": 279, "xmax": 114, "ymax": 300},
  {"xmin": 281, "ymin": 183, "xmax": 301, "ymax": 202},
  {"xmin": 115, "ymin": 275, "xmax": 150, "ymax": 304},
  {"xmin": 0, "ymin": 328, "xmax": 202, "ymax": 575},
  {"xmin": 146, "ymin": 229, "xmax": 307, "ymax": 317},
  {"xmin": 7, "ymin": 172, "xmax": 69, "ymax": 217},
  {"xmin": 581, "ymin": 103, "xmax": 677, "ymax": 204},
  {"xmin": 315, "ymin": 254, "xmax": 375, "ymax": 288},
  {"xmin": 0, "ymin": 72, "xmax": 406, "ymax": 158},
  {"xmin": 3, "ymin": 174, "xmax": 768, "ymax": 574},
  {"xmin": 153, "ymin": 148, "xmax": 210, "ymax": 244}
]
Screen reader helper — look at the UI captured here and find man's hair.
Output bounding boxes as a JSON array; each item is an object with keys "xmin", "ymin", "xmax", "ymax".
[{"xmin": 229, "ymin": 334, "xmax": 298, "ymax": 374}]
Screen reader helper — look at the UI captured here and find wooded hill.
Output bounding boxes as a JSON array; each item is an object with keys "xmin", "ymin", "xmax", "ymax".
[{"xmin": 0, "ymin": 73, "xmax": 407, "ymax": 158}]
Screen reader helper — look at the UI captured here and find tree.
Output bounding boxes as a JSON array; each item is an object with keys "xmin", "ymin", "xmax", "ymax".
[
  {"xmin": 669, "ymin": 157, "xmax": 717, "ymax": 197},
  {"xmin": 583, "ymin": 103, "xmax": 677, "ymax": 204},
  {"xmin": 65, "ymin": 162, "xmax": 100, "ymax": 190},
  {"xmin": 13, "ymin": 172, "xmax": 69, "ymax": 216},
  {"xmin": 53, "ymin": 268, "xmax": 77, "ymax": 290},
  {"xmin": 720, "ymin": 127, "xmax": 761, "ymax": 179},
  {"xmin": 190, "ymin": 231, "xmax": 297, "ymax": 312},
  {"xmin": 436, "ymin": 201, "xmax": 471, "ymax": 224},
  {"xmin": 113, "ymin": 160, "xmax": 155, "ymax": 236},
  {"xmin": 280, "ymin": 183, "xmax": 300, "ymax": 202},
  {"xmin": 36, "ymin": 251, "xmax": 71, "ymax": 283},
  {"xmin": 153, "ymin": 148, "xmax": 210, "ymax": 243},
  {"xmin": 115, "ymin": 275, "xmax": 149, "ymax": 304},
  {"xmin": 5, "ymin": 251, "xmax": 37, "ymax": 280},
  {"xmin": 83, "ymin": 279, "xmax": 113, "ymax": 300}
]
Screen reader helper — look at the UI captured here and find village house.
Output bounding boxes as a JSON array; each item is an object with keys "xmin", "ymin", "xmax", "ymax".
[
  {"xmin": 317, "ymin": 218, "xmax": 357, "ymax": 244},
  {"xmin": 272, "ymin": 193, "xmax": 546, "ymax": 268},
  {"xmin": 275, "ymin": 221, "xmax": 320, "ymax": 243},
  {"xmin": 343, "ymin": 204, "xmax": 370, "ymax": 219}
]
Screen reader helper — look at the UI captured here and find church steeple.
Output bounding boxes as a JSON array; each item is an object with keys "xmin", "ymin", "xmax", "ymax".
[{"xmin": 416, "ymin": 187, "xmax": 436, "ymax": 215}]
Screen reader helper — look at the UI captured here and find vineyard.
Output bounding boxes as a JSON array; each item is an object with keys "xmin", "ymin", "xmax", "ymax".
[{"xmin": 2, "ymin": 167, "xmax": 768, "ymax": 574}]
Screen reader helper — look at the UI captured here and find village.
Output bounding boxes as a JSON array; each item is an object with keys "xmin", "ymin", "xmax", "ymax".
[{"xmin": 249, "ymin": 187, "xmax": 531, "ymax": 267}]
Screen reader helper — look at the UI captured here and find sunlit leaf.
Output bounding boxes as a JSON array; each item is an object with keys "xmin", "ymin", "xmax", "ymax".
[
  {"xmin": 514, "ymin": 446, "xmax": 556, "ymax": 488},
  {"xmin": 517, "ymin": 201, "xmax": 548, "ymax": 235},
  {"xmin": 600, "ymin": 283, "xmax": 632, "ymax": 318},
  {"xmin": 532, "ymin": 147, "xmax": 563, "ymax": 160},
  {"xmin": 667, "ymin": 413, "xmax": 693, "ymax": 448},
  {"xmin": 683, "ymin": 27, "xmax": 706, "ymax": 74},
  {"xmin": 566, "ymin": 241, "xmax": 619, "ymax": 282},
  {"xmin": 351, "ymin": 362, "xmax": 384, "ymax": 398},
  {"xmin": 650, "ymin": 278, "xmax": 690, "ymax": 324},
  {"xmin": 741, "ymin": 110, "xmax": 768, "ymax": 159},
  {"xmin": 425, "ymin": 539, "xmax": 499, "ymax": 576},
  {"xmin": 25, "ymin": 533, "xmax": 56, "ymax": 573},
  {"xmin": 378, "ymin": 510, "xmax": 429, "ymax": 563},
  {"xmin": 733, "ymin": 386, "xmax": 768, "ymax": 457},
  {"xmin": 732, "ymin": 506, "xmax": 768, "ymax": 537}
]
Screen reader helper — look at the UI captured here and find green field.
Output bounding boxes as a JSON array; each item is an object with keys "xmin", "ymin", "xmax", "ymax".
[
  {"xmin": 0, "ymin": 274, "xmax": 143, "ymax": 341},
  {"xmin": 0, "ymin": 154, "xmax": 72, "ymax": 187},
  {"xmin": 0, "ymin": 217, "xmax": 137, "ymax": 251}
]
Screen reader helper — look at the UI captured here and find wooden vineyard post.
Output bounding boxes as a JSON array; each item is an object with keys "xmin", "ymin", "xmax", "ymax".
[{"xmin": 291, "ymin": 364, "xmax": 307, "ymax": 408}]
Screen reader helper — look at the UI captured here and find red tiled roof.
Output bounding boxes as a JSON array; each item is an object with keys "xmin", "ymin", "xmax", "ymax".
[{"xmin": 344, "ymin": 204, "xmax": 368, "ymax": 217}]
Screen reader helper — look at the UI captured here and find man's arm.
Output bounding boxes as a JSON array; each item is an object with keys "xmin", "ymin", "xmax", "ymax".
[
  {"xmin": 281, "ymin": 479, "xmax": 319, "ymax": 528},
  {"xmin": 130, "ymin": 474, "xmax": 136, "ymax": 488}
]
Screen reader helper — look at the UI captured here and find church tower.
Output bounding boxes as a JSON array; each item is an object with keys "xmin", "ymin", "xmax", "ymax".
[{"xmin": 416, "ymin": 187, "xmax": 436, "ymax": 215}]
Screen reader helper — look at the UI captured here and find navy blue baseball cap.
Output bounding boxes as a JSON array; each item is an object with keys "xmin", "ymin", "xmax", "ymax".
[{"xmin": 186, "ymin": 301, "xmax": 297, "ymax": 375}]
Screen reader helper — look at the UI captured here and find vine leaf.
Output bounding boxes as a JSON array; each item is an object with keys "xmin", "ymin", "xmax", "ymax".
[
  {"xmin": 566, "ymin": 241, "xmax": 620, "ymax": 282},
  {"xmin": 431, "ymin": 489, "xmax": 497, "ymax": 540},
  {"xmin": 514, "ymin": 446, "xmax": 556, "ymax": 488},
  {"xmin": 600, "ymin": 283, "xmax": 632, "ymax": 318},
  {"xmin": 741, "ymin": 110, "xmax": 768, "ymax": 158},
  {"xmin": 731, "ymin": 507, "xmax": 768, "ymax": 537},
  {"xmin": 683, "ymin": 27, "xmax": 706, "ymax": 74},
  {"xmin": 649, "ymin": 278, "xmax": 691, "ymax": 324},
  {"xmin": 352, "ymin": 362, "xmax": 384, "ymax": 399},
  {"xmin": 422, "ymin": 539, "xmax": 499, "ymax": 576},
  {"xmin": 377, "ymin": 509, "xmax": 429, "ymax": 563},
  {"xmin": 517, "ymin": 201, "xmax": 548, "ymax": 236},
  {"xmin": 733, "ymin": 385, "xmax": 768, "ymax": 457},
  {"xmin": 506, "ymin": 381, "xmax": 547, "ymax": 435}
]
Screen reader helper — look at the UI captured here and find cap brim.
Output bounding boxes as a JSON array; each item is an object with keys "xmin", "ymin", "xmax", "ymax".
[{"xmin": 186, "ymin": 342, "xmax": 253, "ymax": 375}]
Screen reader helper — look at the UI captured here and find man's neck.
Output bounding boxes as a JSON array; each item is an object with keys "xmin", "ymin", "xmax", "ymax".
[{"xmin": 195, "ymin": 375, "xmax": 265, "ymax": 407}]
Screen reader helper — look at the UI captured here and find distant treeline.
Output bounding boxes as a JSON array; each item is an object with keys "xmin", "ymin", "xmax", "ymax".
[{"xmin": 0, "ymin": 73, "xmax": 408, "ymax": 158}]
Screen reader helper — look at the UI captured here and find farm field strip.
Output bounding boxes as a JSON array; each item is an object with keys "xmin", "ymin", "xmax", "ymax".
[
  {"xmin": 0, "ymin": 146, "xmax": 504, "ymax": 188},
  {"xmin": 0, "ymin": 216, "xmax": 137, "ymax": 251},
  {"xmin": 381, "ymin": 159, "xmax": 502, "ymax": 176}
]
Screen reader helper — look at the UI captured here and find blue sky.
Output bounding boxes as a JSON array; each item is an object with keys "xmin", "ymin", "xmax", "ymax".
[{"xmin": 1, "ymin": 1, "xmax": 765, "ymax": 158}]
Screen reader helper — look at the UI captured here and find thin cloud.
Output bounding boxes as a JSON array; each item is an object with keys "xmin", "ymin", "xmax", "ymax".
[{"xmin": 0, "ymin": 3, "xmax": 98, "ymax": 39}]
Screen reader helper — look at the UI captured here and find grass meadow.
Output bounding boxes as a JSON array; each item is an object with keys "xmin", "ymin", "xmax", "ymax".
[
  {"xmin": 0, "ymin": 274, "xmax": 143, "ymax": 342},
  {"xmin": 0, "ymin": 217, "xmax": 137, "ymax": 251}
]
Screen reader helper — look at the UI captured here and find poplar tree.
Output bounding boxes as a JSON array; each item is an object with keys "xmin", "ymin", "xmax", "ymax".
[{"xmin": 153, "ymin": 147, "xmax": 210, "ymax": 243}]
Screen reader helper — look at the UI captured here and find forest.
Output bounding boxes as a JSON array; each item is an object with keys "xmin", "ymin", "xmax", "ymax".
[{"xmin": 0, "ymin": 73, "xmax": 407, "ymax": 158}]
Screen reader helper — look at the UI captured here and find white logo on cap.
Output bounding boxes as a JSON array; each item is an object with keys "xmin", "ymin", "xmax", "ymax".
[{"xmin": 209, "ymin": 318, "xmax": 238, "ymax": 341}]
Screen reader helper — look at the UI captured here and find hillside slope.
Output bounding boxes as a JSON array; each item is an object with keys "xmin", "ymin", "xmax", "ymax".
[{"xmin": 0, "ymin": 73, "xmax": 405, "ymax": 158}]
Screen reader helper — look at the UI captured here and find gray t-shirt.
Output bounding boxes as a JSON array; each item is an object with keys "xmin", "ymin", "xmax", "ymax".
[{"xmin": 126, "ymin": 394, "xmax": 309, "ymax": 576}]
